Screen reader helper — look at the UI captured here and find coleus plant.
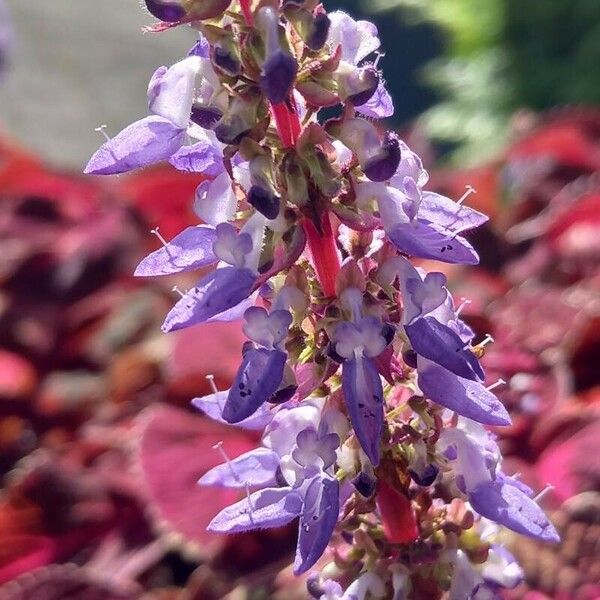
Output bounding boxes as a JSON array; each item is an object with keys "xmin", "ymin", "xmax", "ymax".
[{"xmin": 85, "ymin": 1, "xmax": 559, "ymax": 597}]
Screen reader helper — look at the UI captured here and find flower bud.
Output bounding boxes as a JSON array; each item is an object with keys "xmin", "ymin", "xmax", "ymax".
[
  {"xmin": 248, "ymin": 185, "xmax": 281, "ymax": 220},
  {"xmin": 340, "ymin": 66, "xmax": 380, "ymax": 107},
  {"xmin": 352, "ymin": 471, "xmax": 377, "ymax": 498},
  {"xmin": 364, "ymin": 132, "xmax": 401, "ymax": 182},
  {"xmin": 307, "ymin": 13, "xmax": 331, "ymax": 51},
  {"xmin": 261, "ymin": 50, "xmax": 298, "ymax": 104},
  {"xmin": 213, "ymin": 43, "xmax": 241, "ymax": 77},
  {"xmin": 144, "ymin": 0, "xmax": 186, "ymax": 22},
  {"xmin": 190, "ymin": 105, "xmax": 223, "ymax": 129},
  {"xmin": 181, "ymin": 0, "xmax": 233, "ymax": 20}
]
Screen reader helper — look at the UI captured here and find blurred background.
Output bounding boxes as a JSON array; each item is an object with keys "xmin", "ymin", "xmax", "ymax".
[{"xmin": 0, "ymin": 1, "xmax": 598, "ymax": 599}]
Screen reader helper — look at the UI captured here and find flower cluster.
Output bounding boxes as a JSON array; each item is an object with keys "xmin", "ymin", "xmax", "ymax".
[{"xmin": 86, "ymin": 1, "xmax": 559, "ymax": 597}]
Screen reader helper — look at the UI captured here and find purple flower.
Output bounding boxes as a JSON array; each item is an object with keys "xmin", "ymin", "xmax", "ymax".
[
  {"xmin": 332, "ymin": 314, "xmax": 390, "ymax": 465},
  {"xmin": 357, "ymin": 154, "xmax": 488, "ymax": 263},
  {"xmin": 85, "ymin": 54, "xmax": 227, "ymax": 175},
  {"xmin": 161, "ymin": 221, "xmax": 263, "ymax": 332},
  {"xmin": 327, "ymin": 12, "xmax": 393, "ymax": 118},
  {"xmin": 221, "ymin": 306, "xmax": 293, "ymax": 424},
  {"xmin": 334, "ymin": 119, "xmax": 401, "ymax": 183},
  {"xmin": 201, "ymin": 401, "xmax": 342, "ymax": 575},
  {"xmin": 439, "ymin": 421, "xmax": 559, "ymax": 543},
  {"xmin": 385, "ymin": 256, "xmax": 510, "ymax": 425}
]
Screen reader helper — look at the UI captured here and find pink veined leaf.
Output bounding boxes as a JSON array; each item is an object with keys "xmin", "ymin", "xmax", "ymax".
[{"xmin": 134, "ymin": 404, "xmax": 259, "ymax": 558}]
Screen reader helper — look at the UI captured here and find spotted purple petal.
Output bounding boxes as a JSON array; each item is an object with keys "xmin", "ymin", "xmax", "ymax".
[
  {"xmin": 161, "ymin": 267, "xmax": 257, "ymax": 332},
  {"xmin": 342, "ymin": 355, "xmax": 384, "ymax": 465},
  {"xmin": 356, "ymin": 81, "xmax": 394, "ymax": 119},
  {"xmin": 188, "ymin": 36, "xmax": 211, "ymax": 57},
  {"xmin": 198, "ymin": 447, "xmax": 280, "ymax": 488},
  {"xmin": 222, "ymin": 348, "xmax": 287, "ymax": 424},
  {"xmin": 418, "ymin": 360, "xmax": 511, "ymax": 426},
  {"xmin": 387, "ymin": 220, "xmax": 480, "ymax": 265},
  {"xmin": 405, "ymin": 317, "xmax": 484, "ymax": 381},
  {"xmin": 208, "ymin": 487, "xmax": 303, "ymax": 533},
  {"xmin": 192, "ymin": 390, "xmax": 273, "ymax": 430},
  {"xmin": 84, "ymin": 116, "xmax": 185, "ymax": 175},
  {"xmin": 294, "ymin": 475, "xmax": 339, "ymax": 575},
  {"xmin": 469, "ymin": 480, "xmax": 560, "ymax": 543},
  {"xmin": 134, "ymin": 225, "xmax": 218, "ymax": 277}
]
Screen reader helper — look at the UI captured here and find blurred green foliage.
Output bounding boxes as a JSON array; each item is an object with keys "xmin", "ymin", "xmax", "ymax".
[{"xmin": 361, "ymin": 0, "xmax": 600, "ymax": 164}]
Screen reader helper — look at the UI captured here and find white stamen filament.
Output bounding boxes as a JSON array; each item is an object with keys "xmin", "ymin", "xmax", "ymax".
[
  {"xmin": 206, "ymin": 374, "xmax": 219, "ymax": 395},
  {"xmin": 213, "ymin": 441, "xmax": 241, "ymax": 482},
  {"xmin": 172, "ymin": 285, "xmax": 187, "ymax": 298},
  {"xmin": 479, "ymin": 334, "xmax": 495, "ymax": 348},
  {"xmin": 486, "ymin": 379, "xmax": 506, "ymax": 392},
  {"xmin": 373, "ymin": 51, "xmax": 385, "ymax": 69},
  {"xmin": 150, "ymin": 227, "xmax": 169, "ymax": 248},
  {"xmin": 94, "ymin": 124, "xmax": 111, "ymax": 142},
  {"xmin": 457, "ymin": 185, "xmax": 477, "ymax": 206},
  {"xmin": 533, "ymin": 484, "xmax": 554, "ymax": 503},
  {"xmin": 455, "ymin": 297, "xmax": 472, "ymax": 316}
]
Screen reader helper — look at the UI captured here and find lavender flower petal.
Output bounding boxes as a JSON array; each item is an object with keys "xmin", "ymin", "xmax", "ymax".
[
  {"xmin": 418, "ymin": 361, "xmax": 511, "ymax": 426},
  {"xmin": 419, "ymin": 192, "xmax": 489, "ymax": 234},
  {"xmin": 208, "ymin": 487, "xmax": 303, "ymax": 533},
  {"xmin": 342, "ymin": 355, "xmax": 384, "ymax": 465},
  {"xmin": 294, "ymin": 475, "xmax": 340, "ymax": 575},
  {"xmin": 161, "ymin": 266, "xmax": 257, "ymax": 332},
  {"xmin": 356, "ymin": 82, "xmax": 394, "ymax": 119},
  {"xmin": 192, "ymin": 390, "xmax": 273, "ymax": 430},
  {"xmin": 405, "ymin": 317, "xmax": 484, "ymax": 381},
  {"xmin": 198, "ymin": 448, "xmax": 280, "ymax": 488},
  {"xmin": 222, "ymin": 348, "xmax": 287, "ymax": 423},
  {"xmin": 134, "ymin": 225, "xmax": 218, "ymax": 277},
  {"xmin": 169, "ymin": 140, "xmax": 224, "ymax": 176},
  {"xmin": 470, "ymin": 480, "xmax": 560, "ymax": 543},
  {"xmin": 84, "ymin": 116, "xmax": 185, "ymax": 175}
]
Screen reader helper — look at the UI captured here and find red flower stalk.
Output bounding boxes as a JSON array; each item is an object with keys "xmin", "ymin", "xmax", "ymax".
[
  {"xmin": 376, "ymin": 480, "xmax": 419, "ymax": 544},
  {"xmin": 302, "ymin": 212, "xmax": 341, "ymax": 299},
  {"xmin": 270, "ymin": 98, "xmax": 302, "ymax": 149}
]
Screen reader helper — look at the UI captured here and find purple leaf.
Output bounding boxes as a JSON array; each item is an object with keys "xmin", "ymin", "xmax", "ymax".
[
  {"xmin": 222, "ymin": 348, "xmax": 287, "ymax": 423},
  {"xmin": 161, "ymin": 267, "xmax": 257, "ymax": 332},
  {"xmin": 208, "ymin": 487, "xmax": 303, "ymax": 533},
  {"xmin": 198, "ymin": 448, "xmax": 280, "ymax": 488},
  {"xmin": 405, "ymin": 316, "xmax": 484, "ymax": 381},
  {"xmin": 192, "ymin": 390, "xmax": 273, "ymax": 430},
  {"xmin": 388, "ymin": 220, "xmax": 480, "ymax": 265},
  {"xmin": 84, "ymin": 116, "xmax": 185, "ymax": 175},
  {"xmin": 134, "ymin": 225, "xmax": 217, "ymax": 277},
  {"xmin": 294, "ymin": 475, "xmax": 339, "ymax": 575},
  {"xmin": 418, "ymin": 360, "xmax": 511, "ymax": 426},
  {"xmin": 342, "ymin": 355, "xmax": 384, "ymax": 465},
  {"xmin": 470, "ymin": 480, "xmax": 560, "ymax": 543}
]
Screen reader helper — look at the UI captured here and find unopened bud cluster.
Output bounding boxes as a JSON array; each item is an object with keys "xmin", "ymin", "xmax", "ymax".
[{"xmin": 86, "ymin": 1, "xmax": 558, "ymax": 597}]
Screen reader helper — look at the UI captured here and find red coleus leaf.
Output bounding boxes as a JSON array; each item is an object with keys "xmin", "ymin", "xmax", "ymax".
[
  {"xmin": 117, "ymin": 165, "xmax": 205, "ymax": 239},
  {"xmin": 0, "ymin": 563, "xmax": 141, "ymax": 600},
  {"xmin": 376, "ymin": 480, "xmax": 418, "ymax": 544},
  {"xmin": 134, "ymin": 404, "xmax": 259, "ymax": 558}
]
